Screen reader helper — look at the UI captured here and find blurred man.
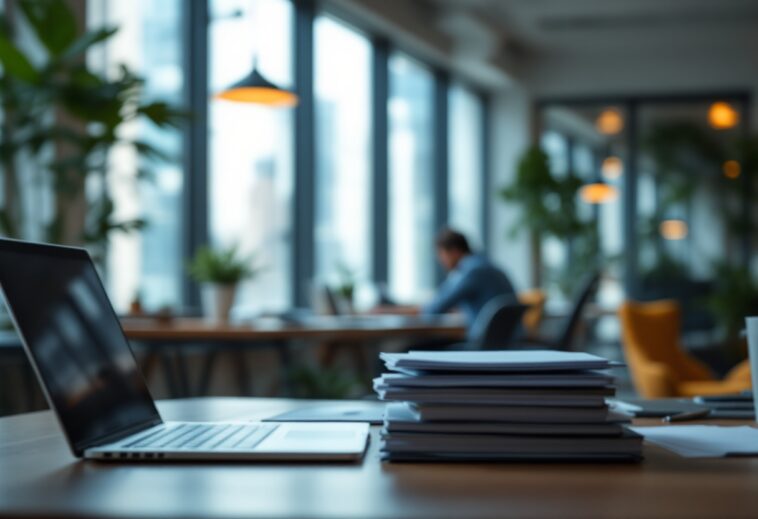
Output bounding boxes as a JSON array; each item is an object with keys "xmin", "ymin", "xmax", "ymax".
[
  {"xmin": 376, "ymin": 228, "xmax": 516, "ymax": 330},
  {"xmin": 421, "ymin": 228, "xmax": 516, "ymax": 327}
]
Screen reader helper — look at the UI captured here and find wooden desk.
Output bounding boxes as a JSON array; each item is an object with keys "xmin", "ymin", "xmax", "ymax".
[
  {"xmin": 2, "ymin": 397, "xmax": 758, "ymax": 519},
  {"xmin": 121, "ymin": 316, "xmax": 467, "ymax": 397},
  {"xmin": 121, "ymin": 315, "xmax": 468, "ymax": 343}
]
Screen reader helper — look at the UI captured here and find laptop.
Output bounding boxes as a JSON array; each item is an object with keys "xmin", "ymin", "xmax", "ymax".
[{"xmin": 0, "ymin": 238, "xmax": 369, "ymax": 461}]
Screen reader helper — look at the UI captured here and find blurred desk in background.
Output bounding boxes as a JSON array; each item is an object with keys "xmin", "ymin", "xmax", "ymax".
[{"xmin": 121, "ymin": 315, "xmax": 467, "ymax": 398}]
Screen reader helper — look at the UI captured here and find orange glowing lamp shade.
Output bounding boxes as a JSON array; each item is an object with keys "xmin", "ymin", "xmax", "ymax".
[
  {"xmin": 659, "ymin": 219, "xmax": 688, "ymax": 240},
  {"xmin": 595, "ymin": 108, "xmax": 624, "ymax": 135},
  {"xmin": 579, "ymin": 181, "xmax": 618, "ymax": 204},
  {"xmin": 601, "ymin": 156, "xmax": 623, "ymax": 179},
  {"xmin": 216, "ymin": 68, "xmax": 298, "ymax": 107},
  {"xmin": 708, "ymin": 101, "xmax": 739, "ymax": 130},
  {"xmin": 722, "ymin": 160, "xmax": 741, "ymax": 179}
]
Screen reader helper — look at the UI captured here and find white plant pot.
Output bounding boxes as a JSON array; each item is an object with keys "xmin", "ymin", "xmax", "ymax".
[{"xmin": 201, "ymin": 283, "xmax": 237, "ymax": 323}]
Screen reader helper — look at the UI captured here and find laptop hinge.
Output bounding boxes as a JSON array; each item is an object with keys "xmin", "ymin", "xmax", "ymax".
[{"xmin": 78, "ymin": 418, "xmax": 164, "ymax": 452}]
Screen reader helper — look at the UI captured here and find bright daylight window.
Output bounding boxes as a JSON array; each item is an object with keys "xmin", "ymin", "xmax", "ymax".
[
  {"xmin": 448, "ymin": 83, "xmax": 484, "ymax": 249},
  {"xmin": 92, "ymin": 0, "xmax": 185, "ymax": 312},
  {"xmin": 387, "ymin": 53, "xmax": 436, "ymax": 303},
  {"xmin": 313, "ymin": 16, "xmax": 372, "ymax": 301},
  {"xmin": 208, "ymin": 0, "xmax": 294, "ymax": 314}
]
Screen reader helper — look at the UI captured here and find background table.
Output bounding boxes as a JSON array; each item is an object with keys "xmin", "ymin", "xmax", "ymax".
[
  {"xmin": 2, "ymin": 397, "xmax": 758, "ymax": 518},
  {"xmin": 121, "ymin": 316, "xmax": 468, "ymax": 397}
]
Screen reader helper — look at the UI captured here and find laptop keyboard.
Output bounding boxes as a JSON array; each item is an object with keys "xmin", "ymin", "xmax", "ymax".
[{"xmin": 122, "ymin": 423, "xmax": 278, "ymax": 451}]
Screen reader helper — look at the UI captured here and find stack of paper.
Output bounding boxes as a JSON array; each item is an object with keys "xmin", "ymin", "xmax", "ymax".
[{"xmin": 375, "ymin": 350, "xmax": 642, "ymax": 462}]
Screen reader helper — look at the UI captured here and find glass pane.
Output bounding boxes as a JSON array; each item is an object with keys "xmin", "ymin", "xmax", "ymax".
[
  {"xmin": 208, "ymin": 0, "xmax": 294, "ymax": 314},
  {"xmin": 448, "ymin": 83, "xmax": 483, "ymax": 249},
  {"xmin": 314, "ymin": 17, "xmax": 372, "ymax": 295},
  {"xmin": 94, "ymin": 0, "xmax": 185, "ymax": 312},
  {"xmin": 637, "ymin": 100, "xmax": 745, "ymax": 286},
  {"xmin": 388, "ymin": 54, "xmax": 435, "ymax": 303}
]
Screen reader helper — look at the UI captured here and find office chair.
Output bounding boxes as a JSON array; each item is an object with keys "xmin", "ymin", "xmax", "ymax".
[
  {"xmin": 464, "ymin": 295, "xmax": 528, "ymax": 350},
  {"xmin": 522, "ymin": 272, "xmax": 600, "ymax": 351}
]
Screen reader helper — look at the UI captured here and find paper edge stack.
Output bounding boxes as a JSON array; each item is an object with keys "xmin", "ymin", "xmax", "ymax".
[{"xmin": 374, "ymin": 350, "xmax": 644, "ymax": 462}]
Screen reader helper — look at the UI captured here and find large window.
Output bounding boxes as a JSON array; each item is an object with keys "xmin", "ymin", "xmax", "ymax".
[
  {"xmin": 89, "ymin": 2, "xmax": 495, "ymax": 312},
  {"xmin": 94, "ymin": 0, "xmax": 185, "ymax": 312},
  {"xmin": 448, "ymin": 83, "xmax": 484, "ymax": 248},
  {"xmin": 208, "ymin": 0, "xmax": 294, "ymax": 314},
  {"xmin": 388, "ymin": 54, "xmax": 436, "ymax": 302},
  {"xmin": 313, "ymin": 17, "xmax": 372, "ymax": 293}
]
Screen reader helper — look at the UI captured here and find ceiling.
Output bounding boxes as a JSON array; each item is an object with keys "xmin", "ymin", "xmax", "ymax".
[{"xmin": 428, "ymin": 0, "xmax": 758, "ymax": 60}]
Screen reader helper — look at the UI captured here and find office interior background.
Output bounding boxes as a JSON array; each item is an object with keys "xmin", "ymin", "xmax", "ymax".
[{"xmin": 0, "ymin": 0, "xmax": 757, "ymax": 413}]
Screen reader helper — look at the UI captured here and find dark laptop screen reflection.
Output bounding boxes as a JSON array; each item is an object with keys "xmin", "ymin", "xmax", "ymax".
[{"xmin": 0, "ymin": 248, "xmax": 159, "ymax": 450}]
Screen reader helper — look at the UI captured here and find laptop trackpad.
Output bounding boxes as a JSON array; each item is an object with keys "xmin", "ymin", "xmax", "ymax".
[{"xmin": 257, "ymin": 423, "xmax": 369, "ymax": 453}]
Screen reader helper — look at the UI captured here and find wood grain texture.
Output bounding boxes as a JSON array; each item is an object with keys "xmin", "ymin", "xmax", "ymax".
[
  {"xmin": 121, "ymin": 317, "xmax": 467, "ymax": 343},
  {"xmin": 1, "ymin": 398, "xmax": 757, "ymax": 519}
]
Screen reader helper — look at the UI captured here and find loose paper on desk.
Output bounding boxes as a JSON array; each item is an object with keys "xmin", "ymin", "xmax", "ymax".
[{"xmin": 631, "ymin": 425, "xmax": 758, "ymax": 458}]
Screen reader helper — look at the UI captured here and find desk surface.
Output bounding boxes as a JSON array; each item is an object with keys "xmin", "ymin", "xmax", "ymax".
[
  {"xmin": 2, "ymin": 397, "xmax": 758, "ymax": 519},
  {"xmin": 121, "ymin": 315, "xmax": 468, "ymax": 342}
]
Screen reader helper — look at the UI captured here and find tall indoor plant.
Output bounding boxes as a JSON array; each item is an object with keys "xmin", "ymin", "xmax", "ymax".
[
  {"xmin": 499, "ymin": 145, "xmax": 597, "ymax": 294},
  {"xmin": 0, "ymin": 0, "xmax": 184, "ymax": 257}
]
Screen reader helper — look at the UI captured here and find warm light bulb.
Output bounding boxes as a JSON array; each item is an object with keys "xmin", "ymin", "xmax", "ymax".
[
  {"xmin": 601, "ymin": 156, "xmax": 623, "ymax": 179},
  {"xmin": 580, "ymin": 182, "xmax": 618, "ymax": 204},
  {"xmin": 722, "ymin": 160, "xmax": 741, "ymax": 179},
  {"xmin": 708, "ymin": 102, "xmax": 739, "ymax": 130},
  {"xmin": 659, "ymin": 219, "xmax": 688, "ymax": 240},
  {"xmin": 215, "ymin": 87, "xmax": 298, "ymax": 106},
  {"xmin": 595, "ymin": 109, "xmax": 624, "ymax": 135}
]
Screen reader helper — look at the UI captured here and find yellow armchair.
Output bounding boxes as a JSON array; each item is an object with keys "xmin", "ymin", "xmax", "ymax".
[
  {"xmin": 618, "ymin": 299, "xmax": 751, "ymax": 398},
  {"xmin": 518, "ymin": 289, "xmax": 546, "ymax": 339}
]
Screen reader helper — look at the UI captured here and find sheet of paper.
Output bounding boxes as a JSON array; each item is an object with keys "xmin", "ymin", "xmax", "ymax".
[
  {"xmin": 381, "ymin": 350, "xmax": 613, "ymax": 372},
  {"xmin": 631, "ymin": 425, "xmax": 758, "ymax": 458}
]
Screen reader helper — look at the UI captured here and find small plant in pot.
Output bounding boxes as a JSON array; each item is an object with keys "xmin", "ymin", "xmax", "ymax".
[{"xmin": 188, "ymin": 245, "xmax": 256, "ymax": 323}]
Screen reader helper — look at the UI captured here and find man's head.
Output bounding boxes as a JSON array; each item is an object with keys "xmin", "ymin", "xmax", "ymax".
[{"xmin": 435, "ymin": 228, "xmax": 472, "ymax": 272}]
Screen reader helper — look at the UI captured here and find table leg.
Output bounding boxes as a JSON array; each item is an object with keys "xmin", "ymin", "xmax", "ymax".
[
  {"xmin": 160, "ymin": 352, "xmax": 181, "ymax": 398},
  {"xmin": 197, "ymin": 349, "xmax": 219, "ymax": 396},
  {"xmin": 233, "ymin": 350, "xmax": 251, "ymax": 395},
  {"xmin": 174, "ymin": 350, "xmax": 191, "ymax": 397},
  {"xmin": 276, "ymin": 341, "xmax": 294, "ymax": 397}
]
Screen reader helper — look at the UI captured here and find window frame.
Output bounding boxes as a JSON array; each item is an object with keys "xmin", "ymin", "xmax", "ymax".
[{"xmin": 177, "ymin": 0, "xmax": 493, "ymax": 309}]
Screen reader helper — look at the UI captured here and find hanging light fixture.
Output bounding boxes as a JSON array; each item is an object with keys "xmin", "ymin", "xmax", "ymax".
[
  {"xmin": 722, "ymin": 160, "xmax": 741, "ymax": 179},
  {"xmin": 708, "ymin": 101, "xmax": 739, "ymax": 130},
  {"xmin": 216, "ymin": 60, "xmax": 298, "ymax": 106},
  {"xmin": 659, "ymin": 219, "xmax": 688, "ymax": 240},
  {"xmin": 580, "ymin": 179, "xmax": 618, "ymax": 204},
  {"xmin": 601, "ymin": 156, "xmax": 623, "ymax": 180},
  {"xmin": 595, "ymin": 108, "xmax": 624, "ymax": 135}
]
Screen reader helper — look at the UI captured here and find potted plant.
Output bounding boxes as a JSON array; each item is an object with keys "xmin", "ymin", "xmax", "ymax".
[
  {"xmin": 333, "ymin": 262, "xmax": 357, "ymax": 314},
  {"xmin": 188, "ymin": 245, "xmax": 256, "ymax": 323}
]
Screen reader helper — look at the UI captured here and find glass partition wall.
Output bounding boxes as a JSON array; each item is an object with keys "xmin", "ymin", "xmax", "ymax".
[{"xmin": 537, "ymin": 94, "xmax": 754, "ymax": 339}]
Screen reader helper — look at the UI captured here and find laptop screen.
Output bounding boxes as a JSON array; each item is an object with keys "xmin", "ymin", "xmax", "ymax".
[{"xmin": 0, "ymin": 240, "xmax": 161, "ymax": 454}]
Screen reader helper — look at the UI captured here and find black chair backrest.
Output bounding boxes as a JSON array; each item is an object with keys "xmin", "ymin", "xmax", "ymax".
[
  {"xmin": 555, "ymin": 272, "xmax": 601, "ymax": 351},
  {"xmin": 468, "ymin": 295, "xmax": 528, "ymax": 350}
]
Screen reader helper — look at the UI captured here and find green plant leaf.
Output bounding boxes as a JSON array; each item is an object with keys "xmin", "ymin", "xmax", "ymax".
[
  {"xmin": 188, "ymin": 245, "xmax": 255, "ymax": 284},
  {"xmin": 60, "ymin": 27, "xmax": 118, "ymax": 63},
  {"xmin": 132, "ymin": 140, "xmax": 173, "ymax": 162},
  {"xmin": 18, "ymin": 0, "xmax": 78, "ymax": 57},
  {"xmin": 136, "ymin": 102, "xmax": 189, "ymax": 129},
  {"xmin": 0, "ymin": 209, "xmax": 17, "ymax": 238},
  {"xmin": 0, "ymin": 33, "xmax": 39, "ymax": 83}
]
